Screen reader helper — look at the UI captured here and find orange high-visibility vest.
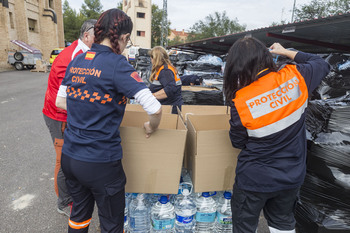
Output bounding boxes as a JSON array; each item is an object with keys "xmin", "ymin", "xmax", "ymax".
[
  {"xmin": 233, "ymin": 65, "xmax": 308, "ymax": 138},
  {"xmin": 154, "ymin": 65, "xmax": 181, "ymax": 85}
]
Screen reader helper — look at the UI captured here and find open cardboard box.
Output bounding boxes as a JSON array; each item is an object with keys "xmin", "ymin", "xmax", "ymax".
[
  {"xmin": 120, "ymin": 111, "xmax": 187, "ymax": 194},
  {"xmin": 178, "ymin": 105, "xmax": 229, "ymax": 169},
  {"xmin": 186, "ymin": 114, "xmax": 240, "ymax": 193}
]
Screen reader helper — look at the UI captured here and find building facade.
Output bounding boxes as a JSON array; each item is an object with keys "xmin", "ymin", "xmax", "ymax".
[
  {"xmin": 0, "ymin": 0, "xmax": 64, "ymax": 69},
  {"xmin": 123, "ymin": 0, "xmax": 151, "ymax": 49},
  {"xmin": 168, "ymin": 29, "xmax": 188, "ymax": 43}
]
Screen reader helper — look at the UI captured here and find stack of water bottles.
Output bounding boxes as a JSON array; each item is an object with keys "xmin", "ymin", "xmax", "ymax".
[{"xmin": 124, "ymin": 169, "xmax": 233, "ymax": 233}]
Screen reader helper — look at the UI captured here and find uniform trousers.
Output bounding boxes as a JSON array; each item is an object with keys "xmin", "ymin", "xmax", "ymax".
[
  {"xmin": 61, "ymin": 153, "xmax": 126, "ymax": 233},
  {"xmin": 231, "ymin": 184, "xmax": 299, "ymax": 233}
]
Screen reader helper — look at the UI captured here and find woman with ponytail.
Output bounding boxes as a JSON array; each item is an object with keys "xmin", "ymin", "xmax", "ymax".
[
  {"xmin": 56, "ymin": 9, "xmax": 162, "ymax": 233},
  {"xmin": 149, "ymin": 46, "xmax": 183, "ymax": 114},
  {"xmin": 224, "ymin": 37, "xmax": 330, "ymax": 233}
]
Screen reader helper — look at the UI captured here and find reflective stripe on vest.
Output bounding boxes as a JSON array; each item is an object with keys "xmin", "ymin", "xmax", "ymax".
[
  {"xmin": 233, "ymin": 65, "xmax": 308, "ymax": 138},
  {"xmin": 69, "ymin": 218, "xmax": 92, "ymax": 230},
  {"xmin": 153, "ymin": 65, "xmax": 182, "ymax": 85}
]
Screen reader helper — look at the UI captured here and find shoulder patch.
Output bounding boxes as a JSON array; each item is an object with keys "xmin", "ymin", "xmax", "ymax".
[
  {"xmin": 130, "ymin": 71, "xmax": 143, "ymax": 82},
  {"xmin": 85, "ymin": 52, "xmax": 96, "ymax": 60}
]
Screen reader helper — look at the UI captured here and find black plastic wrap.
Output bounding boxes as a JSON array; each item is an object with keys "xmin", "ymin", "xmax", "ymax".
[
  {"xmin": 327, "ymin": 106, "xmax": 350, "ymax": 134},
  {"xmin": 181, "ymin": 88, "xmax": 224, "ymax": 105},
  {"xmin": 305, "ymin": 100, "xmax": 333, "ymax": 137},
  {"xmin": 307, "ymin": 138, "xmax": 350, "ymax": 189},
  {"xmin": 185, "ymin": 62, "xmax": 222, "ymax": 72},
  {"xmin": 177, "ymin": 53, "xmax": 194, "ymax": 62},
  {"xmin": 138, "ymin": 48, "xmax": 150, "ymax": 56}
]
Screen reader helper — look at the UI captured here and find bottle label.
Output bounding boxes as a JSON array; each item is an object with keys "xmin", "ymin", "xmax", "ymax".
[
  {"xmin": 195, "ymin": 212, "xmax": 216, "ymax": 222},
  {"xmin": 151, "ymin": 218, "xmax": 175, "ymax": 230},
  {"xmin": 176, "ymin": 214, "xmax": 194, "ymax": 224},
  {"xmin": 129, "ymin": 217, "xmax": 147, "ymax": 229},
  {"xmin": 129, "ymin": 217, "xmax": 137, "ymax": 229},
  {"xmin": 216, "ymin": 212, "xmax": 232, "ymax": 224}
]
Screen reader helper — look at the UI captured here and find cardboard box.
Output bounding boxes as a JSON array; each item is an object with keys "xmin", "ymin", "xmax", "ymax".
[
  {"xmin": 120, "ymin": 111, "xmax": 187, "ymax": 194},
  {"xmin": 179, "ymin": 105, "xmax": 229, "ymax": 123},
  {"xmin": 125, "ymin": 103, "xmax": 172, "ymax": 114},
  {"xmin": 179, "ymin": 105, "xmax": 229, "ymax": 169},
  {"xmin": 186, "ymin": 114, "xmax": 240, "ymax": 193}
]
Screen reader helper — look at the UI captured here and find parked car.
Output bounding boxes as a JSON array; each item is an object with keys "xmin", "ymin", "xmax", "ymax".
[
  {"xmin": 8, "ymin": 40, "xmax": 42, "ymax": 70},
  {"xmin": 50, "ymin": 48, "xmax": 64, "ymax": 64}
]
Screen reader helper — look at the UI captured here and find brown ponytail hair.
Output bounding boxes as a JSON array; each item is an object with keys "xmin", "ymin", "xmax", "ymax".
[{"xmin": 94, "ymin": 9, "xmax": 133, "ymax": 54}]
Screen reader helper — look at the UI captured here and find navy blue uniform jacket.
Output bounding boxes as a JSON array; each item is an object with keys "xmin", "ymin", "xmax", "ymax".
[{"xmin": 229, "ymin": 52, "xmax": 330, "ymax": 192}]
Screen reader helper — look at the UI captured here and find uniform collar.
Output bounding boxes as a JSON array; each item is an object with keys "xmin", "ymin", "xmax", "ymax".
[
  {"xmin": 91, "ymin": 43, "xmax": 114, "ymax": 53},
  {"xmin": 78, "ymin": 39, "xmax": 90, "ymax": 53},
  {"xmin": 257, "ymin": 68, "xmax": 271, "ymax": 79}
]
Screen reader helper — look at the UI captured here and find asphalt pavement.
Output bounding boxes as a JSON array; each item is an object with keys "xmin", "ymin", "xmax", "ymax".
[{"xmin": 0, "ymin": 70, "xmax": 269, "ymax": 233}]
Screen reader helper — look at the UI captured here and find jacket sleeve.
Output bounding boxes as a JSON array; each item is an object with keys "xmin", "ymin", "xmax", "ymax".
[
  {"xmin": 295, "ymin": 52, "xmax": 331, "ymax": 95},
  {"xmin": 158, "ymin": 69, "xmax": 177, "ymax": 98},
  {"xmin": 229, "ymin": 103, "xmax": 248, "ymax": 149}
]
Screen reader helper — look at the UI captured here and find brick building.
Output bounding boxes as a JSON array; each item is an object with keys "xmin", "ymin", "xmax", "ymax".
[
  {"xmin": 168, "ymin": 29, "xmax": 189, "ymax": 43},
  {"xmin": 0, "ymin": 0, "xmax": 64, "ymax": 70},
  {"xmin": 123, "ymin": 0, "xmax": 152, "ymax": 49}
]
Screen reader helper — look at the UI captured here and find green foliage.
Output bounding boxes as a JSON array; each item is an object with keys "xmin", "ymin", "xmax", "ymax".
[
  {"xmin": 80, "ymin": 0, "xmax": 103, "ymax": 19},
  {"xmin": 151, "ymin": 4, "xmax": 171, "ymax": 47},
  {"xmin": 168, "ymin": 35, "xmax": 184, "ymax": 46},
  {"xmin": 294, "ymin": 0, "xmax": 350, "ymax": 21},
  {"xmin": 117, "ymin": 1, "xmax": 123, "ymax": 10},
  {"xmin": 188, "ymin": 11, "xmax": 246, "ymax": 42},
  {"xmin": 63, "ymin": 0, "xmax": 103, "ymax": 43},
  {"xmin": 63, "ymin": 0, "xmax": 84, "ymax": 43}
]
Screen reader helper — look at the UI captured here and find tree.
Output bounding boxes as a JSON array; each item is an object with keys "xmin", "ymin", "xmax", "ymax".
[
  {"xmin": 63, "ymin": 0, "xmax": 84, "ymax": 43},
  {"xmin": 294, "ymin": 0, "xmax": 350, "ymax": 21},
  {"xmin": 151, "ymin": 4, "xmax": 171, "ymax": 47},
  {"xmin": 117, "ymin": 1, "xmax": 123, "ymax": 10},
  {"xmin": 188, "ymin": 11, "xmax": 246, "ymax": 42},
  {"xmin": 168, "ymin": 35, "xmax": 184, "ymax": 46},
  {"xmin": 80, "ymin": 0, "xmax": 103, "ymax": 19}
]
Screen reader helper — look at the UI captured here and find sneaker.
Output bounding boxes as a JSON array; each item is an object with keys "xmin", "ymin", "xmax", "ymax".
[{"xmin": 57, "ymin": 202, "xmax": 72, "ymax": 217}]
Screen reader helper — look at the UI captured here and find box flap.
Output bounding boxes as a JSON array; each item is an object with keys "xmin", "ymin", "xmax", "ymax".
[
  {"xmin": 180, "ymin": 105, "xmax": 229, "ymax": 122},
  {"xmin": 121, "ymin": 111, "xmax": 177, "ymax": 130},
  {"xmin": 192, "ymin": 153, "xmax": 238, "ymax": 193},
  {"xmin": 125, "ymin": 104, "xmax": 172, "ymax": 114}
]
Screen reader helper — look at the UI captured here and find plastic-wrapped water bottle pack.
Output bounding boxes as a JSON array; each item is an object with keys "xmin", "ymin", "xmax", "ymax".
[{"xmin": 124, "ymin": 170, "xmax": 233, "ymax": 233}]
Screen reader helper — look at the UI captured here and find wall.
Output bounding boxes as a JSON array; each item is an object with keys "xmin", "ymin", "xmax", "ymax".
[
  {"xmin": 0, "ymin": 0, "xmax": 64, "ymax": 70},
  {"xmin": 123, "ymin": 0, "xmax": 151, "ymax": 49}
]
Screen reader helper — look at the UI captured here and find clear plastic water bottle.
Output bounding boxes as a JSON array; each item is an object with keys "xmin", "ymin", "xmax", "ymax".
[
  {"xmin": 195, "ymin": 192, "xmax": 217, "ymax": 233},
  {"xmin": 216, "ymin": 191, "xmax": 232, "ymax": 233},
  {"xmin": 129, "ymin": 193, "xmax": 151, "ymax": 233},
  {"xmin": 124, "ymin": 193, "xmax": 132, "ymax": 233},
  {"xmin": 174, "ymin": 183, "xmax": 196, "ymax": 233},
  {"xmin": 151, "ymin": 195, "xmax": 175, "ymax": 232}
]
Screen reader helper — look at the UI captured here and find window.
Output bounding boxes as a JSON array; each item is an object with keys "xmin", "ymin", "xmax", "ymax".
[
  {"xmin": 138, "ymin": 0, "xmax": 144, "ymax": 7},
  {"xmin": 28, "ymin": 18, "xmax": 37, "ymax": 32},
  {"xmin": 48, "ymin": 0, "xmax": 54, "ymax": 9},
  {"xmin": 9, "ymin": 12, "xmax": 14, "ymax": 29},
  {"xmin": 137, "ymin": 12, "xmax": 145, "ymax": 18},
  {"xmin": 137, "ymin": 31, "xmax": 145, "ymax": 37}
]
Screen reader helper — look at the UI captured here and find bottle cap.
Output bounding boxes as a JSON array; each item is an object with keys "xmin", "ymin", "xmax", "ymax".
[
  {"xmin": 182, "ymin": 189, "xmax": 190, "ymax": 196},
  {"xmin": 202, "ymin": 192, "xmax": 210, "ymax": 197},
  {"xmin": 224, "ymin": 191, "xmax": 232, "ymax": 199},
  {"xmin": 159, "ymin": 195, "xmax": 168, "ymax": 204}
]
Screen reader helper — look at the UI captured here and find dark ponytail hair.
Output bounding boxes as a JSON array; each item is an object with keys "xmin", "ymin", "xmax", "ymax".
[
  {"xmin": 223, "ymin": 37, "xmax": 277, "ymax": 104},
  {"xmin": 94, "ymin": 8, "xmax": 133, "ymax": 54}
]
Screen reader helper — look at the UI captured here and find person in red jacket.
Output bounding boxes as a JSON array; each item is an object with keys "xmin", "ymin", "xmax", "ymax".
[
  {"xmin": 223, "ymin": 37, "xmax": 330, "ymax": 233},
  {"xmin": 42, "ymin": 19, "xmax": 96, "ymax": 217}
]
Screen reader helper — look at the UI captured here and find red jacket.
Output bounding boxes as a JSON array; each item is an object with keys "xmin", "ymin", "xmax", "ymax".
[{"xmin": 42, "ymin": 40, "xmax": 87, "ymax": 122}]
